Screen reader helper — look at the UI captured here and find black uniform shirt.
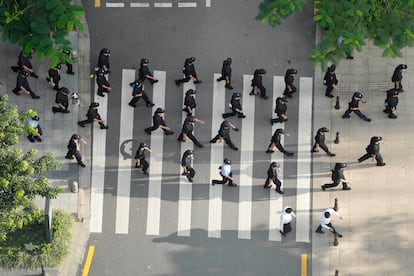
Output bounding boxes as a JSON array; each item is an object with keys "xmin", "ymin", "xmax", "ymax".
[
  {"xmin": 271, "ymin": 130, "xmax": 283, "ymax": 143},
  {"xmin": 219, "ymin": 122, "xmax": 231, "ymax": 137},
  {"xmin": 139, "ymin": 65, "xmax": 151, "ymax": 80},
  {"xmin": 222, "ymin": 62, "xmax": 231, "ymax": 77},
  {"xmin": 48, "ymin": 68, "xmax": 60, "ymax": 80},
  {"xmin": 18, "ymin": 52, "xmax": 33, "ymax": 69},
  {"xmin": 181, "ymin": 153, "xmax": 192, "ymax": 167},
  {"xmin": 252, "ymin": 70, "xmax": 263, "ymax": 86},
  {"xmin": 332, "ymin": 169, "xmax": 344, "ymax": 184},
  {"xmin": 183, "ymin": 63, "xmax": 196, "ymax": 77},
  {"xmin": 367, "ymin": 143, "xmax": 380, "ymax": 154},
  {"xmin": 55, "ymin": 91, "xmax": 69, "ymax": 107},
  {"xmin": 348, "ymin": 98, "xmax": 360, "ymax": 109},
  {"xmin": 153, "ymin": 114, "xmax": 165, "ymax": 127},
  {"xmin": 315, "ymin": 131, "xmax": 326, "ymax": 145},
  {"xmin": 184, "ymin": 95, "xmax": 196, "ymax": 108},
  {"xmin": 67, "ymin": 138, "xmax": 77, "ymax": 151},
  {"xmin": 325, "ymin": 72, "xmax": 338, "ymax": 87},
  {"xmin": 97, "ymin": 74, "xmax": 110, "ymax": 87},
  {"xmin": 98, "ymin": 54, "xmax": 109, "ymax": 68},
  {"xmin": 386, "ymin": 91, "xmax": 399, "ymax": 107},
  {"xmin": 267, "ymin": 166, "xmax": 278, "ymax": 180},
  {"xmin": 16, "ymin": 75, "xmax": 30, "ymax": 90},
  {"xmin": 392, "ymin": 69, "xmax": 402, "ymax": 82},
  {"xmin": 275, "ymin": 102, "xmax": 287, "ymax": 116},
  {"xmin": 182, "ymin": 117, "xmax": 194, "ymax": 133},
  {"xmin": 231, "ymin": 98, "xmax": 242, "ymax": 111},
  {"xmin": 135, "ymin": 148, "xmax": 146, "ymax": 160},
  {"xmin": 86, "ymin": 108, "xmax": 101, "ymax": 120},
  {"xmin": 285, "ymin": 74, "xmax": 294, "ymax": 86}
]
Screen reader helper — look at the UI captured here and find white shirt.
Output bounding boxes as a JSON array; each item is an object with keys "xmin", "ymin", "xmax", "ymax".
[
  {"xmin": 220, "ymin": 163, "xmax": 231, "ymax": 177},
  {"xmin": 320, "ymin": 208, "xmax": 340, "ymax": 230},
  {"xmin": 280, "ymin": 206, "xmax": 296, "ymax": 230}
]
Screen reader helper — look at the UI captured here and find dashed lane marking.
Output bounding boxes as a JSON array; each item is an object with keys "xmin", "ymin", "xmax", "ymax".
[
  {"xmin": 106, "ymin": 2, "xmax": 125, "ymax": 7},
  {"xmin": 131, "ymin": 2, "xmax": 150, "ymax": 7},
  {"xmin": 178, "ymin": 2, "xmax": 197, "ymax": 7},
  {"xmin": 154, "ymin": 2, "xmax": 173, "ymax": 7}
]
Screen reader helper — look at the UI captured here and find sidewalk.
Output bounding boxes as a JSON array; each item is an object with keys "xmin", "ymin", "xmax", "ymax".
[{"xmin": 312, "ymin": 36, "xmax": 414, "ymax": 275}]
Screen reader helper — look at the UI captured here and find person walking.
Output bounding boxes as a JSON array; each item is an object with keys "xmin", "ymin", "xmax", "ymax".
[
  {"xmin": 128, "ymin": 79, "xmax": 154, "ymax": 108},
  {"xmin": 145, "ymin": 107, "xmax": 174, "ymax": 135},
  {"xmin": 342, "ymin": 92, "xmax": 371, "ymax": 122},
  {"xmin": 311, "ymin": 127, "xmax": 336, "ymax": 156},
  {"xmin": 183, "ymin": 89, "xmax": 196, "ymax": 116},
  {"xmin": 96, "ymin": 67, "xmax": 112, "ymax": 97},
  {"xmin": 216, "ymin": 58, "xmax": 233, "ymax": 89},
  {"xmin": 62, "ymin": 50, "xmax": 75, "ymax": 75},
  {"xmin": 26, "ymin": 115, "xmax": 43, "ymax": 143},
  {"xmin": 315, "ymin": 208, "xmax": 343, "ymax": 238},
  {"xmin": 391, "ymin": 64, "xmax": 407, "ymax": 92},
  {"xmin": 175, "ymin": 57, "xmax": 202, "ymax": 86},
  {"xmin": 264, "ymin": 162, "xmax": 284, "ymax": 194},
  {"xmin": 250, "ymin": 69, "xmax": 268, "ymax": 99},
  {"xmin": 271, "ymin": 96, "xmax": 288, "ymax": 124},
  {"xmin": 210, "ymin": 120, "xmax": 239, "ymax": 151},
  {"xmin": 78, "ymin": 102, "xmax": 109, "ymax": 129},
  {"xmin": 321, "ymin": 163, "xmax": 351, "ymax": 191},
  {"xmin": 98, "ymin": 48, "xmax": 110, "ymax": 74},
  {"xmin": 177, "ymin": 116, "xmax": 205, "ymax": 148},
  {"xmin": 283, "ymin": 68, "xmax": 298, "ymax": 98},
  {"xmin": 134, "ymin": 143, "xmax": 151, "ymax": 175},
  {"xmin": 52, "ymin": 87, "xmax": 70, "ymax": 113},
  {"xmin": 138, "ymin": 58, "xmax": 158, "ymax": 84},
  {"xmin": 222, "ymin": 92, "xmax": 246, "ymax": 118},
  {"xmin": 46, "ymin": 63, "xmax": 61, "ymax": 91},
  {"xmin": 181, "ymin": 149, "xmax": 195, "ymax": 182},
  {"xmin": 266, "ymin": 128, "xmax": 294, "ymax": 156},
  {"xmin": 323, "ymin": 64, "xmax": 338, "ymax": 98},
  {"xmin": 12, "ymin": 70, "xmax": 40, "ymax": 99},
  {"xmin": 11, "ymin": 50, "xmax": 39, "ymax": 78},
  {"xmin": 358, "ymin": 136, "xmax": 387, "ymax": 166},
  {"xmin": 212, "ymin": 158, "xmax": 237, "ymax": 187},
  {"xmin": 280, "ymin": 206, "xmax": 296, "ymax": 236},
  {"xmin": 65, "ymin": 134, "xmax": 87, "ymax": 167},
  {"xmin": 383, "ymin": 88, "xmax": 399, "ymax": 119}
]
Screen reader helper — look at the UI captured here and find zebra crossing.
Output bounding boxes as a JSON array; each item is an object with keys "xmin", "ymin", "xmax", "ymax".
[
  {"xmin": 90, "ymin": 69, "xmax": 313, "ymax": 243},
  {"xmin": 96, "ymin": 0, "xmax": 211, "ymax": 8}
]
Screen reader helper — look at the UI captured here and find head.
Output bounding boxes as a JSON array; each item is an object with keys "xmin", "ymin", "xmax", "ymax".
[
  {"xmin": 397, "ymin": 64, "xmax": 407, "ymax": 71},
  {"xmin": 139, "ymin": 142, "xmax": 148, "ymax": 149},
  {"xmin": 185, "ymin": 150, "xmax": 193, "ymax": 156},
  {"xmin": 141, "ymin": 58, "xmax": 149, "ymax": 65},
  {"xmin": 353, "ymin": 92, "xmax": 363, "ymax": 100},
  {"xmin": 71, "ymin": 134, "xmax": 80, "ymax": 140},
  {"xmin": 232, "ymin": 92, "xmax": 241, "ymax": 99},
  {"xmin": 334, "ymin": 162, "xmax": 347, "ymax": 170},
  {"xmin": 370, "ymin": 136, "xmax": 382, "ymax": 144},
  {"xmin": 186, "ymin": 89, "xmax": 195, "ymax": 95},
  {"xmin": 32, "ymin": 115, "xmax": 40, "ymax": 121},
  {"xmin": 59, "ymin": 87, "xmax": 70, "ymax": 95},
  {"xmin": 285, "ymin": 207, "xmax": 293, "ymax": 214},
  {"xmin": 226, "ymin": 57, "xmax": 232, "ymax": 65},
  {"xmin": 287, "ymin": 68, "xmax": 298, "ymax": 75},
  {"xmin": 133, "ymin": 79, "xmax": 143, "ymax": 87},
  {"xmin": 19, "ymin": 70, "xmax": 30, "ymax": 78},
  {"xmin": 320, "ymin": 127, "xmax": 329, "ymax": 133},
  {"xmin": 271, "ymin": 162, "xmax": 280, "ymax": 168},
  {"xmin": 328, "ymin": 64, "xmax": 336, "ymax": 73},
  {"xmin": 100, "ymin": 48, "xmax": 110, "ymax": 56},
  {"xmin": 55, "ymin": 63, "xmax": 62, "ymax": 70},
  {"xmin": 224, "ymin": 158, "xmax": 231, "ymax": 165},
  {"xmin": 155, "ymin": 108, "xmax": 165, "ymax": 115},
  {"xmin": 324, "ymin": 211, "xmax": 331, "ymax": 218},
  {"xmin": 277, "ymin": 96, "xmax": 288, "ymax": 103},
  {"xmin": 258, "ymin": 69, "xmax": 267, "ymax": 75},
  {"xmin": 90, "ymin": 102, "xmax": 99, "ymax": 108}
]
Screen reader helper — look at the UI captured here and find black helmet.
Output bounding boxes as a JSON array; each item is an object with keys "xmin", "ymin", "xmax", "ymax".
[
  {"xmin": 96, "ymin": 67, "xmax": 106, "ymax": 75},
  {"xmin": 224, "ymin": 158, "xmax": 231, "ymax": 165},
  {"xmin": 275, "ymin": 128, "xmax": 285, "ymax": 134},
  {"xmin": 328, "ymin": 64, "xmax": 336, "ymax": 72},
  {"xmin": 226, "ymin": 57, "xmax": 232, "ymax": 64},
  {"xmin": 156, "ymin": 107, "xmax": 165, "ymax": 114},
  {"xmin": 397, "ymin": 64, "xmax": 407, "ymax": 70},
  {"xmin": 222, "ymin": 121, "xmax": 230, "ymax": 127},
  {"xmin": 353, "ymin": 92, "xmax": 363, "ymax": 99},
  {"xmin": 141, "ymin": 58, "xmax": 149, "ymax": 65},
  {"xmin": 55, "ymin": 63, "xmax": 62, "ymax": 70},
  {"xmin": 287, "ymin": 68, "xmax": 298, "ymax": 75},
  {"xmin": 371, "ymin": 136, "xmax": 382, "ymax": 143},
  {"xmin": 63, "ymin": 49, "xmax": 71, "ymax": 55},
  {"xmin": 271, "ymin": 162, "xmax": 280, "ymax": 168},
  {"xmin": 100, "ymin": 48, "xmax": 110, "ymax": 55},
  {"xmin": 59, "ymin": 87, "xmax": 70, "ymax": 94},
  {"xmin": 186, "ymin": 89, "xmax": 195, "ymax": 95},
  {"xmin": 320, "ymin": 127, "xmax": 329, "ymax": 133},
  {"xmin": 91, "ymin": 102, "xmax": 99, "ymax": 108},
  {"xmin": 258, "ymin": 69, "xmax": 267, "ymax": 75},
  {"xmin": 20, "ymin": 70, "xmax": 30, "ymax": 77},
  {"xmin": 185, "ymin": 149, "xmax": 193, "ymax": 155},
  {"xmin": 324, "ymin": 211, "xmax": 331, "ymax": 218},
  {"xmin": 334, "ymin": 162, "xmax": 347, "ymax": 170},
  {"xmin": 139, "ymin": 142, "xmax": 148, "ymax": 148},
  {"xmin": 71, "ymin": 134, "xmax": 80, "ymax": 140},
  {"xmin": 232, "ymin": 92, "xmax": 241, "ymax": 98},
  {"xmin": 189, "ymin": 57, "xmax": 195, "ymax": 62},
  {"xmin": 32, "ymin": 115, "xmax": 40, "ymax": 121},
  {"xmin": 186, "ymin": 116, "xmax": 195, "ymax": 123}
]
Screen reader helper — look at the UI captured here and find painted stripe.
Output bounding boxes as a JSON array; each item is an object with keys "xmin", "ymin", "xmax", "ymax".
[
  {"xmin": 237, "ymin": 75, "xmax": 254, "ymax": 240},
  {"xmin": 89, "ymin": 72, "xmax": 109, "ymax": 233},
  {"xmin": 154, "ymin": 2, "xmax": 173, "ymax": 7},
  {"xmin": 268, "ymin": 76, "xmax": 285, "ymax": 241},
  {"xmin": 95, "ymin": 0, "xmax": 101, "ymax": 8},
  {"xmin": 178, "ymin": 2, "xmax": 197, "ymax": 7},
  {"xmin": 82, "ymin": 245, "xmax": 95, "ymax": 276},
  {"xmin": 106, "ymin": 2, "xmax": 125, "ymax": 7},
  {"xmin": 115, "ymin": 69, "xmax": 135, "ymax": 234},
  {"xmin": 295, "ymin": 77, "xmax": 313, "ymax": 243},
  {"xmin": 208, "ymin": 73, "xmax": 225, "ymax": 238},
  {"xmin": 146, "ymin": 70, "xmax": 166, "ymax": 235},
  {"xmin": 301, "ymin": 253, "xmax": 307, "ymax": 276},
  {"xmin": 206, "ymin": 0, "xmax": 211, "ymax": 7},
  {"xmin": 130, "ymin": 2, "xmax": 150, "ymax": 7},
  {"xmin": 177, "ymin": 81, "xmax": 196, "ymax": 237}
]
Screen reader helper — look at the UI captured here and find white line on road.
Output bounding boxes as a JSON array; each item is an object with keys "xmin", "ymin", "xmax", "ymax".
[
  {"xmin": 130, "ymin": 2, "xmax": 150, "ymax": 7},
  {"xmin": 154, "ymin": 2, "xmax": 173, "ymax": 7},
  {"xmin": 178, "ymin": 2, "xmax": 197, "ymax": 7},
  {"xmin": 206, "ymin": 0, "xmax": 211, "ymax": 7},
  {"xmin": 106, "ymin": 2, "xmax": 125, "ymax": 7}
]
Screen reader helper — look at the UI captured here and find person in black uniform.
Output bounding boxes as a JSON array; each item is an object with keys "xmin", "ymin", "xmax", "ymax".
[
  {"xmin": 212, "ymin": 158, "xmax": 237, "ymax": 187},
  {"xmin": 264, "ymin": 162, "xmax": 284, "ymax": 194},
  {"xmin": 358, "ymin": 136, "xmax": 387, "ymax": 166},
  {"xmin": 311, "ymin": 127, "xmax": 336, "ymax": 156},
  {"xmin": 98, "ymin": 48, "xmax": 110, "ymax": 74},
  {"xmin": 26, "ymin": 115, "xmax": 43, "ymax": 143},
  {"xmin": 321, "ymin": 163, "xmax": 351, "ymax": 191},
  {"xmin": 11, "ymin": 50, "xmax": 39, "ymax": 78},
  {"xmin": 145, "ymin": 107, "xmax": 174, "ymax": 135},
  {"xmin": 266, "ymin": 128, "xmax": 294, "ymax": 156},
  {"xmin": 12, "ymin": 70, "xmax": 40, "ymax": 99},
  {"xmin": 210, "ymin": 120, "xmax": 239, "ymax": 150},
  {"xmin": 383, "ymin": 88, "xmax": 399, "ymax": 119},
  {"xmin": 63, "ymin": 50, "xmax": 75, "ymax": 75},
  {"xmin": 78, "ymin": 102, "xmax": 109, "ymax": 129},
  {"xmin": 342, "ymin": 92, "xmax": 371, "ymax": 121},
  {"xmin": 175, "ymin": 57, "xmax": 202, "ymax": 86},
  {"xmin": 183, "ymin": 89, "xmax": 196, "ymax": 116},
  {"xmin": 46, "ymin": 63, "xmax": 61, "ymax": 91},
  {"xmin": 222, "ymin": 92, "xmax": 246, "ymax": 118},
  {"xmin": 391, "ymin": 64, "xmax": 407, "ymax": 92},
  {"xmin": 177, "ymin": 116, "xmax": 205, "ymax": 148},
  {"xmin": 138, "ymin": 58, "xmax": 158, "ymax": 84},
  {"xmin": 65, "ymin": 134, "xmax": 87, "ymax": 167},
  {"xmin": 128, "ymin": 79, "xmax": 154, "ymax": 108},
  {"xmin": 216, "ymin": 58, "xmax": 233, "ymax": 89},
  {"xmin": 283, "ymin": 68, "xmax": 298, "ymax": 98},
  {"xmin": 250, "ymin": 69, "xmax": 268, "ymax": 99},
  {"xmin": 52, "ymin": 87, "xmax": 70, "ymax": 113},
  {"xmin": 271, "ymin": 96, "xmax": 288, "ymax": 124},
  {"xmin": 135, "ymin": 143, "xmax": 152, "ymax": 175},
  {"xmin": 96, "ymin": 67, "xmax": 112, "ymax": 97},
  {"xmin": 323, "ymin": 64, "xmax": 338, "ymax": 98},
  {"xmin": 181, "ymin": 149, "xmax": 195, "ymax": 182}
]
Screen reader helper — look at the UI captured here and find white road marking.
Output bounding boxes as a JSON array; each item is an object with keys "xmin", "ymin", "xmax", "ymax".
[
  {"xmin": 206, "ymin": 0, "xmax": 211, "ymax": 7},
  {"xmin": 106, "ymin": 2, "xmax": 125, "ymax": 7},
  {"xmin": 130, "ymin": 2, "xmax": 150, "ymax": 7},
  {"xmin": 178, "ymin": 2, "xmax": 197, "ymax": 7},
  {"xmin": 154, "ymin": 2, "xmax": 173, "ymax": 7}
]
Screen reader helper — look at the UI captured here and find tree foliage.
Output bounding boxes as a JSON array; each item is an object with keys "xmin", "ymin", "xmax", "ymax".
[
  {"xmin": 257, "ymin": 0, "xmax": 414, "ymax": 69},
  {"xmin": 0, "ymin": 95, "xmax": 62, "ymax": 242},
  {"xmin": 0, "ymin": 0, "xmax": 84, "ymax": 67}
]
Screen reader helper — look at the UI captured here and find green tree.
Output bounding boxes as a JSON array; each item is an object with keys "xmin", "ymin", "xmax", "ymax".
[
  {"xmin": 257, "ymin": 0, "xmax": 414, "ymax": 69},
  {"xmin": 0, "ymin": 95, "xmax": 62, "ymax": 241},
  {"xmin": 0, "ymin": 0, "xmax": 84, "ymax": 67}
]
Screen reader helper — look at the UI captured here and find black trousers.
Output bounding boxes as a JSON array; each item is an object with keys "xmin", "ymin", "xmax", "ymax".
[
  {"xmin": 223, "ymin": 110, "xmax": 244, "ymax": 118},
  {"xmin": 65, "ymin": 62, "xmax": 73, "ymax": 74},
  {"xmin": 316, "ymin": 223, "xmax": 338, "ymax": 235},
  {"xmin": 271, "ymin": 116, "xmax": 287, "ymax": 123},
  {"xmin": 325, "ymin": 85, "xmax": 334, "ymax": 96},
  {"xmin": 66, "ymin": 149, "xmax": 83, "ymax": 164},
  {"xmin": 212, "ymin": 173, "xmax": 233, "ymax": 185},
  {"xmin": 53, "ymin": 106, "xmax": 69, "ymax": 113},
  {"xmin": 13, "ymin": 86, "xmax": 38, "ymax": 98},
  {"xmin": 265, "ymin": 177, "xmax": 281, "ymax": 191},
  {"xmin": 284, "ymin": 84, "xmax": 297, "ymax": 95},
  {"xmin": 312, "ymin": 142, "xmax": 330, "ymax": 154},
  {"xmin": 283, "ymin": 223, "xmax": 292, "ymax": 234},
  {"xmin": 211, "ymin": 134, "xmax": 237, "ymax": 150},
  {"xmin": 185, "ymin": 167, "xmax": 196, "ymax": 179},
  {"xmin": 252, "ymin": 85, "xmax": 266, "ymax": 97},
  {"xmin": 129, "ymin": 93, "xmax": 151, "ymax": 106},
  {"xmin": 178, "ymin": 131, "xmax": 203, "ymax": 148},
  {"xmin": 358, "ymin": 152, "xmax": 383, "ymax": 164},
  {"xmin": 268, "ymin": 141, "xmax": 290, "ymax": 154},
  {"xmin": 137, "ymin": 158, "xmax": 149, "ymax": 172},
  {"xmin": 78, "ymin": 117, "xmax": 105, "ymax": 128},
  {"xmin": 343, "ymin": 109, "xmax": 369, "ymax": 121},
  {"xmin": 98, "ymin": 86, "xmax": 110, "ymax": 95},
  {"xmin": 176, "ymin": 75, "xmax": 192, "ymax": 84}
]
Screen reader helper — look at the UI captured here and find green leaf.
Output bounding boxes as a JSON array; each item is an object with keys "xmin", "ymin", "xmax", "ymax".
[
  {"xmin": 57, "ymin": 14, "xmax": 68, "ymax": 29},
  {"xmin": 314, "ymin": 14, "xmax": 323, "ymax": 21},
  {"xmin": 355, "ymin": 9, "xmax": 363, "ymax": 17},
  {"xmin": 45, "ymin": 0, "xmax": 59, "ymax": 10},
  {"xmin": 66, "ymin": 21, "xmax": 73, "ymax": 32}
]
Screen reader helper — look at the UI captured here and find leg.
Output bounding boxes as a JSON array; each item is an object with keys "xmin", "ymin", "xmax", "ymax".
[
  {"xmin": 273, "ymin": 178, "xmax": 283, "ymax": 193},
  {"xmin": 222, "ymin": 111, "xmax": 236, "ymax": 118},
  {"xmin": 142, "ymin": 92, "xmax": 154, "ymax": 106},
  {"xmin": 74, "ymin": 151, "xmax": 86, "ymax": 167},
  {"xmin": 322, "ymin": 181, "xmax": 340, "ymax": 189},
  {"xmin": 224, "ymin": 137, "xmax": 238, "ymax": 150},
  {"xmin": 358, "ymin": 153, "xmax": 371, "ymax": 163},
  {"xmin": 375, "ymin": 153, "xmax": 385, "ymax": 166},
  {"xmin": 319, "ymin": 143, "xmax": 335, "ymax": 156},
  {"xmin": 145, "ymin": 125, "xmax": 158, "ymax": 133},
  {"xmin": 342, "ymin": 108, "xmax": 352, "ymax": 118},
  {"xmin": 326, "ymin": 85, "xmax": 334, "ymax": 97},
  {"xmin": 212, "ymin": 176, "xmax": 228, "ymax": 185},
  {"xmin": 354, "ymin": 110, "xmax": 371, "ymax": 121},
  {"xmin": 315, "ymin": 224, "xmax": 324, "ymax": 233},
  {"xmin": 142, "ymin": 159, "xmax": 149, "ymax": 174},
  {"xmin": 266, "ymin": 142, "xmax": 275, "ymax": 153},
  {"xmin": 187, "ymin": 132, "xmax": 203, "ymax": 148},
  {"xmin": 128, "ymin": 96, "xmax": 140, "ymax": 107},
  {"xmin": 259, "ymin": 85, "xmax": 268, "ymax": 99},
  {"xmin": 210, "ymin": 134, "xmax": 220, "ymax": 143},
  {"xmin": 276, "ymin": 142, "xmax": 293, "ymax": 156}
]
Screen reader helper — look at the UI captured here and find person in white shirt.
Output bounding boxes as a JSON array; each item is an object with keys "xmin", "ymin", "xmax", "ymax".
[
  {"xmin": 315, "ymin": 208, "xmax": 343, "ymax": 237},
  {"xmin": 211, "ymin": 158, "xmax": 237, "ymax": 187},
  {"xmin": 280, "ymin": 206, "xmax": 296, "ymax": 236}
]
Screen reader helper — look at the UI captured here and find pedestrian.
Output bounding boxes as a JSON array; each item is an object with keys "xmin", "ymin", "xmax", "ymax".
[
  {"xmin": 323, "ymin": 64, "xmax": 338, "ymax": 98},
  {"xmin": 98, "ymin": 48, "xmax": 110, "ymax": 74},
  {"xmin": 358, "ymin": 136, "xmax": 387, "ymax": 166},
  {"xmin": 145, "ymin": 107, "xmax": 174, "ymax": 135},
  {"xmin": 52, "ymin": 87, "xmax": 70, "ymax": 113},
  {"xmin": 181, "ymin": 149, "xmax": 195, "ymax": 182},
  {"xmin": 212, "ymin": 158, "xmax": 237, "ymax": 187},
  {"xmin": 210, "ymin": 120, "xmax": 239, "ymax": 150},
  {"xmin": 321, "ymin": 162, "xmax": 351, "ymax": 191},
  {"xmin": 280, "ymin": 206, "xmax": 296, "ymax": 236},
  {"xmin": 128, "ymin": 79, "xmax": 154, "ymax": 108},
  {"xmin": 383, "ymin": 88, "xmax": 399, "ymax": 119},
  {"xmin": 266, "ymin": 128, "xmax": 294, "ymax": 156},
  {"xmin": 138, "ymin": 58, "xmax": 158, "ymax": 84},
  {"xmin": 65, "ymin": 134, "xmax": 87, "ymax": 167},
  {"xmin": 46, "ymin": 63, "xmax": 61, "ymax": 91},
  {"xmin": 315, "ymin": 208, "xmax": 343, "ymax": 238},
  {"xmin": 216, "ymin": 57, "xmax": 233, "ymax": 89},
  {"xmin": 222, "ymin": 92, "xmax": 246, "ymax": 118},
  {"xmin": 342, "ymin": 92, "xmax": 371, "ymax": 122},
  {"xmin": 183, "ymin": 89, "xmax": 196, "ymax": 116},
  {"xmin": 96, "ymin": 67, "xmax": 112, "ymax": 97},
  {"xmin": 11, "ymin": 50, "xmax": 39, "ymax": 78},
  {"xmin": 175, "ymin": 57, "xmax": 202, "ymax": 86},
  {"xmin": 250, "ymin": 69, "xmax": 269, "ymax": 99},
  {"xmin": 12, "ymin": 70, "xmax": 40, "ymax": 99},
  {"xmin": 270, "ymin": 96, "xmax": 288, "ymax": 124},
  {"xmin": 391, "ymin": 64, "xmax": 407, "ymax": 92},
  {"xmin": 62, "ymin": 50, "xmax": 75, "ymax": 75},
  {"xmin": 283, "ymin": 68, "xmax": 298, "ymax": 98},
  {"xmin": 26, "ymin": 115, "xmax": 42, "ymax": 143},
  {"xmin": 134, "ymin": 142, "xmax": 151, "ymax": 175},
  {"xmin": 311, "ymin": 127, "xmax": 336, "ymax": 156},
  {"xmin": 78, "ymin": 102, "xmax": 109, "ymax": 129},
  {"xmin": 264, "ymin": 162, "xmax": 284, "ymax": 194},
  {"xmin": 177, "ymin": 116, "xmax": 205, "ymax": 148}
]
